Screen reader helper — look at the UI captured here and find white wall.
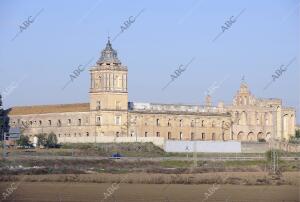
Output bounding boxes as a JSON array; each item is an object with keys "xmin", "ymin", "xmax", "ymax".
[
  {"xmin": 59, "ymin": 136, "xmax": 165, "ymax": 148},
  {"xmin": 164, "ymin": 140, "xmax": 241, "ymax": 153}
]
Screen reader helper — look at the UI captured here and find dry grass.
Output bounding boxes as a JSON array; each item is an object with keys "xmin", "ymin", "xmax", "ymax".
[{"xmin": 0, "ymin": 172, "xmax": 298, "ymax": 186}]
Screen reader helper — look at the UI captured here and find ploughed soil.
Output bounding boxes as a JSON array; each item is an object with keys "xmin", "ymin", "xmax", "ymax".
[{"xmin": 0, "ymin": 182, "xmax": 299, "ymax": 202}]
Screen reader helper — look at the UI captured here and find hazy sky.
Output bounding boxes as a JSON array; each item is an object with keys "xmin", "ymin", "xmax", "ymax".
[{"xmin": 0, "ymin": 0, "xmax": 299, "ymax": 122}]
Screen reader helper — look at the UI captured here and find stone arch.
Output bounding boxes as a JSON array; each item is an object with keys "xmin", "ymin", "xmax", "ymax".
[
  {"xmin": 257, "ymin": 132, "xmax": 265, "ymax": 141},
  {"xmin": 237, "ymin": 131, "xmax": 244, "ymax": 141},
  {"xmin": 247, "ymin": 132, "xmax": 255, "ymax": 141},
  {"xmin": 266, "ymin": 132, "xmax": 272, "ymax": 141}
]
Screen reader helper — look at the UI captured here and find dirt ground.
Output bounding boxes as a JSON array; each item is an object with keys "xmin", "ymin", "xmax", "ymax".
[
  {"xmin": 0, "ymin": 182, "xmax": 299, "ymax": 202},
  {"xmin": 0, "ymin": 172, "xmax": 299, "ymax": 202}
]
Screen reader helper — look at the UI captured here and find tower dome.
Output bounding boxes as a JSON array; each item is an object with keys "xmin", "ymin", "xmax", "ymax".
[{"xmin": 96, "ymin": 38, "xmax": 121, "ymax": 65}]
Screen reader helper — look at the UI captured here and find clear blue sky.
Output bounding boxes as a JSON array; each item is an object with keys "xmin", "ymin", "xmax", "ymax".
[{"xmin": 0, "ymin": 0, "xmax": 299, "ymax": 122}]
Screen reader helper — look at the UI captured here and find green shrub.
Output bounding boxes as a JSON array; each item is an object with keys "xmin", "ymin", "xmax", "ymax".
[
  {"xmin": 16, "ymin": 135, "xmax": 30, "ymax": 146},
  {"xmin": 289, "ymin": 136, "xmax": 300, "ymax": 144},
  {"xmin": 46, "ymin": 132, "xmax": 58, "ymax": 148},
  {"xmin": 265, "ymin": 149, "xmax": 281, "ymax": 162},
  {"xmin": 35, "ymin": 132, "xmax": 58, "ymax": 148},
  {"xmin": 36, "ymin": 133, "xmax": 47, "ymax": 147}
]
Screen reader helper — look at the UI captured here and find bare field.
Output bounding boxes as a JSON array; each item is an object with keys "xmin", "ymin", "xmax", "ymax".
[
  {"xmin": 1, "ymin": 146, "xmax": 299, "ymax": 201},
  {"xmin": 0, "ymin": 182, "xmax": 299, "ymax": 202}
]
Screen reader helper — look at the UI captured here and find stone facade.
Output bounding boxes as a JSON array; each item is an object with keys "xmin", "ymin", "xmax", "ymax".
[{"xmin": 5, "ymin": 39, "xmax": 296, "ymax": 143}]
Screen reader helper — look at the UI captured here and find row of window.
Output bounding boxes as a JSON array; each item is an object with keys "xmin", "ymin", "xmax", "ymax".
[
  {"xmin": 56, "ymin": 131, "xmax": 221, "ymax": 140},
  {"xmin": 58, "ymin": 132, "xmax": 89, "ymax": 138},
  {"xmin": 95, "ymin": 100, "xmax": 121, "ymax": 110},
  {"xmin": 131, "ymin": 131, "xmax": 221, "ymax": 140},
  {"xmin": 14, "ymin": 117, "xmax": 223, "ymax": 128},
  {"xmin": 145, "ymin": 119, "xmax": 219, "ymax": 127},
  {"xmin": 16, "ymin": 118, "xmax": 85, "ymax": 127}
]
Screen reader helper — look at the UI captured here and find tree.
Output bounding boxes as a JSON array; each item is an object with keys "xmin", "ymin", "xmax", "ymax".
[
  {"xmin": 47, "ymin": 132, "xmax": 58, "ymax": 148},
  {"xmin": 16, "ymin": 135, "xmax": 30, "ymax": 146},
  {"xmin": 36, "ymin": 133, "xmax": 47, "ymax": 147},
  {"xmin": 295, "ymin": 129, "xmax": 300, "ymax": 138},
  {"xmin": 0, "ymin": 93, "xmax": 4, "ymax": 141}
]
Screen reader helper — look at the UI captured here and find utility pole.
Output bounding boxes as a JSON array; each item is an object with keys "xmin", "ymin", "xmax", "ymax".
[
  {"xmin": 271, "ymin": 106, "xmax": 278, "ymax": 175},
  {"xmin": 193, "ymin": 119, "xmax": 197, "ymax": 169},
  {"xmin": 3, "ymin": 132, "xmax": 6, "ymax": 159}
]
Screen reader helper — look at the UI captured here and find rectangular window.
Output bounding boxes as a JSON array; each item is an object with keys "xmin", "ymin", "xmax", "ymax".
[
  {"xmin": 48, "ymin": 120, "xmax": 52, "ymax": 126},
  {"xmin": 115, "ymin": 116, "xmax": 121, "ymax": 125},
  {"xmin": 145, "ymin": 132, "xmax": 148, "ymax": 137},
  {"xmin": 116, "ymin": 101, "xmax": 121, "ymax": 109},
  {"xmin": 156, "ymin": 132, "xmax": 160, "ymax": 137},
  {"xmin": 96, "ymin": 101, "xmax": 101, "ymax": 110},
  {"xmin": 179, "ymin": 132, "xmax": 183, "ymax": 140},
  {"xmin": 96, "ymin": 116, "xmax": 101, "ymax": 125},
  {"xmin": 78, "ymin": 119, "xmax": 82, "ymax": 126},
  {"xmin": 68, "ymin": 119, "xmax": 71, "ymax": 125},
  {"xmin": 168, "ymin": 132, "xmax": 171, "ymax": 140},
  {"xmin": 191, "ymin": 132, "xmax": 194, "ymax": 140}
]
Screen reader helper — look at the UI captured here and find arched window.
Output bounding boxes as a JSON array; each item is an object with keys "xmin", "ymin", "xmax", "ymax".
[
  {"xmin": 167, "ymin": 119, "xmax": 171, "ymax": 127},
  {"xmin": 191, "ymin": 120, "xmax": 195, "ymax": 127},
  {"xmin": 156, "ymin": 119, "xmax": 160, "ymax": 126},
  {"xmin": 179, "ymin": 132, "xmax": 183, "ymax": 140},
  {"xmin": 212, "ymin": 133, "xmax": 215, "ymax": 140},
  {"xmin": 241, "ymin": 111, "xmax": 247, "ymax": 125},
  {"xmin": 168, "ymin": 132, "xmax": 171, "ymax": 139},
  {"xmin": 191, "ymin": 132, "xmax": 194, "ymax": 140}
]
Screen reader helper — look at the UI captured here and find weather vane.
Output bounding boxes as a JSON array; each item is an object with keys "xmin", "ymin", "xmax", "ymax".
[{"xmin": 241, "ymin": 75, "xmax": 245, "ymax": 83}]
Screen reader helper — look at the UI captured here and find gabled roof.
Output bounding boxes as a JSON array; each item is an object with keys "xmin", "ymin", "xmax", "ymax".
[{"xmin": 7, "ymin": 103, "xmax": 90, "ymax": 115}]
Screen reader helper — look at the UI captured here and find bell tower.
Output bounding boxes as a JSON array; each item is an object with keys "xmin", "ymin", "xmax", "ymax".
[{"xmin": 89, "ymin": 38, "xmax": 128, "ymax": 137}]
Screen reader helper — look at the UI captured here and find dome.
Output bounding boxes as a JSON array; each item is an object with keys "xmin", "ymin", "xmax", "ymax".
[{"xmin": 96, "ymin": 38, "xmax": 121, "ymax": 65}]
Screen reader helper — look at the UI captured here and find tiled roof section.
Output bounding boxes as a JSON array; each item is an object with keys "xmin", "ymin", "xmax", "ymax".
[{"xmin": 8, "ymin": 103, "xmax": 90, "ymax": 115}]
